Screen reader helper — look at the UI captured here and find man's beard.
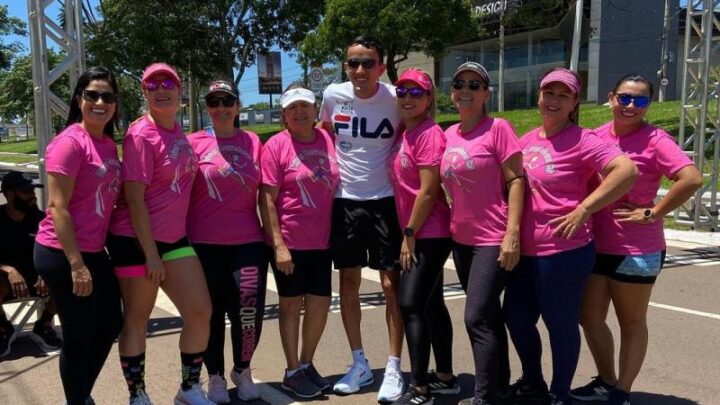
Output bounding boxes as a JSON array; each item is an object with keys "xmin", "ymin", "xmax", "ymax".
[{"xmin": 13, "ymin": 195, "xmax": 38, "ymax": 214}]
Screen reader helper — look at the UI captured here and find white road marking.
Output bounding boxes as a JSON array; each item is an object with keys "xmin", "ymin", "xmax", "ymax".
[
  {"xmin": 649, "ymin": 302, "xmax": 720, "ymax": 320},
  {"xmin": 665, "ymin": 254, "xmax": 719, "ymax": 267}
]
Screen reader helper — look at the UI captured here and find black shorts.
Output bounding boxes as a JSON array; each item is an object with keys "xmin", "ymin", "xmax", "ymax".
[
  {"xmin": 330, "ymin": 197, "xmax": 402, "ymax": 271},
  {"xmin": 193, "ymin": 241, "xmax": 270, "ymax": 283},
  {"xmin": 270, "ymin": 249, "xmax": 332, "ymax": 297},
  {"xmin": 593, "ymin": 251, "xmax": 666, "ymax": 284},
  {"xmin": 106, "ymin": 234, "xmax": 196, "ymax": 277}
]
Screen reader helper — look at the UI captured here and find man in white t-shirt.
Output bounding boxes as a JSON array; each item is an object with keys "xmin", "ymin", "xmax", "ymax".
[{"xmin": 319, "ymin": 36, "xmax": 404, "ymax": 402}]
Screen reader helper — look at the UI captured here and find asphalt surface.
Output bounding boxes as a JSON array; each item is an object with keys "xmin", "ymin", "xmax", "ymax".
[{"xmin": 1, "ymin": 236, "xmax": 719, "ymax": 405}]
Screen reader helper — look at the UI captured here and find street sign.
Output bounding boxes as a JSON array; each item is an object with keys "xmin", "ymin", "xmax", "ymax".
[
  {"xmin": 310, "ymin": 66, "xmax": 324, "ymax": 92},
  {"xmin": 660, "ymin": 77, "xmax": 670, "ymax": 87}
]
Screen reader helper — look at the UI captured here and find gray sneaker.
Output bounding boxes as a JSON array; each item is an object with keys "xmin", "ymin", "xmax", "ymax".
[
  {"xmin": 281, "ymin": 368, "xmax": 322, "ymax": 398},
  {"xmin": 304, "ymin": 363, "xmax": 331, "ymax": 391}
]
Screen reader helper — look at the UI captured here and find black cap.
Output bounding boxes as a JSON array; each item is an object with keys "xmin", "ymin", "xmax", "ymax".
[
  {"xmin": 1, "ymin": 171, "xmax": 43, "ymax": 193},
  {"xmin": 205, "ymin": 80, "xmax": 239, "ymax": 99}
]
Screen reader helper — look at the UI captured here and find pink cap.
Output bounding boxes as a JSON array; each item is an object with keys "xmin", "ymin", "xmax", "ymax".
[
  {"xmin": 142, "ymin": 62, "xmax": 181, "ymax": 86},
  {"xmin": 540, "ymin": 68, "xmax": 582, "ymax": 95},
  {"xmin": 396, "ymin": 68, "xmax": 433, "ymax": 91}
]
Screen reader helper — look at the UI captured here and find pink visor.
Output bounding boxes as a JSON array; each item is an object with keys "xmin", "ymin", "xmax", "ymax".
[
  {"xmin": 540, "ymin": 68, "xmax": 582, "ymax": 95},
  {"xmin": 396, "ymin": 68, "xmax": 433, "ymax": 91},
  {"xmin": 142, "ymin": 62, "xmax": 181, "ymax": 86}
]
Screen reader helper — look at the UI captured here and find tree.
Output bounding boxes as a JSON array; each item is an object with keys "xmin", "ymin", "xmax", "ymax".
[
  {"xmin": 0, "ymin": 50, "xmax": 70, "ymax": 132},
  {"xmin": 0, "ymin": 5, "xmax": 27, "ymax": 70},
  {"xmin": 87, "ymin": 0, "xmax": 323, "ymax": 86},
  {"xmin": 301, "ymin": 0, "xmax": 483, "ymax": 83},
  {"xmin": 85, "ymin": 0, "xmax": 324, "ymax": 130}
]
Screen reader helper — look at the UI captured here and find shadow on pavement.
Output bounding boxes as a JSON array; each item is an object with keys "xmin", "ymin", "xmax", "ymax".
[
  {"xmin": 664, "ymin": 246, "xmax": 720, "ymax": 269},
  {"xmin": 0, "ymin": 336, "xmax": 57, "ymax": 363},
  {"xmin": 629, "ymin": 392, "xmax": 701, "ymax": 404}
]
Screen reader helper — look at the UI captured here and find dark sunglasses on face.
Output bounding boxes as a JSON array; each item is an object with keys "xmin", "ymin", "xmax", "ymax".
[
  {"xmin": 346, "ymin": 58, "xmax": 377, "ymax": 70},
  {"xmin": 82, "ymin": 90, "xmax": 118, "ymax": 104},
  {"xmin": 144, "ymin": 78, "xmax": 177, "ymax": 91},
  {"xmin": 615, "ymin": 93, "xmax": 650, "ymax": 109},
  {"xmin": 396, "ymin": 87, "xmax": 427, "ymax": 99},
  {"xmin": 205, "ymin": 96, "xmax": 237, "ymax": 108},
  {"xmin": 452, "ymin": 79, "xmax": 485, "ymax": 91}
]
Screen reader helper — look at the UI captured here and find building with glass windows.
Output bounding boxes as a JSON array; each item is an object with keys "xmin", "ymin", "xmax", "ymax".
[{"xmin": 387, "ymin": 0, "xmax": 700, "ymax": 111}]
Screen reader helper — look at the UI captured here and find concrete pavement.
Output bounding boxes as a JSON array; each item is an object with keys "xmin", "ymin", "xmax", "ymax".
[{"xmin": 2, "ymin": 233, "xmax": 719, "ymax": 404}]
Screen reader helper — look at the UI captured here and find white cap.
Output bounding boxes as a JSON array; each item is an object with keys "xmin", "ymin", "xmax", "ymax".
[{"xmin": 279, "ymin": 88, "xmax": 316, "ymax": 108}]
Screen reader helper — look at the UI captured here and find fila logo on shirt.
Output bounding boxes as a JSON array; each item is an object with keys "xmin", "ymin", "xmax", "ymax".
[{"xmin": 333, "ymin": 114, "xmax": 395, "ymax": 139}]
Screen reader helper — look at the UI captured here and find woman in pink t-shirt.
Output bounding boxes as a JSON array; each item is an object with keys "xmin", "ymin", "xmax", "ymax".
[
  {"xmin": 186, "ymin": 80, "xmax": 268, "ymax": 403},
  {"xmin": 441, "ymin": 62, "xmax": 524, "ymax": 405},
  {"xmin": 571, "ymin": 74, "xmax": 701, "ymax": 405},
  {"xmin": 259, "ymin": 86, "xmax": 339, "ymax": 399},
  {"xmin": 503, "ymin": 68, "xmax": 637, "ymax": 405},
  {"xmin": 385, "ymin": 68, "xmax": 457, "ymax": 405},
  {"xmin": 33, "ymin": 66, "xmax": 123, "ymax": 405},
  {"xmin": 106, "ymin": 63, "xmax": 213, "ymax": 405}
]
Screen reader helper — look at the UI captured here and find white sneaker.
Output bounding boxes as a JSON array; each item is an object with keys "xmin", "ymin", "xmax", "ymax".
[
  {"xmin": 129, "ymin": 389, "xmax": 153, "ymax": 405},
  {"xmin": 173, "ymin": 384, "xmax": 215, "ymax": 405},
  {"xmin": 207, "ymin": 375, "xmax": 230, "ymax": 404},
  {"xmin": 231, "ymin": 368, "xmax": 260, "ymax": 401},
  {"xmin": 333, "ymin": 359, "xmax": 374, "ymax": 395},
  {"xmin": 377, "ymin": 368, "xmax": 404, "ymax": 402}
]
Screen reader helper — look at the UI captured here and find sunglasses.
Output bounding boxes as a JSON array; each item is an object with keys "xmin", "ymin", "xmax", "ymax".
[
  {"xmin": 205, "ymin": 95, "xmax": 237, "ymax": 108},
  {"xmin": 396, "ymin": 87, "xmax": 427, "ymax": 99},
  {"xmin": 615, "ymin": 93, "xmax": 650, "ymax": 109},
  {"xmin": 82, "ymin": 90, "xmax": 117, "ymax": 104},
  {"xmin": 452, "ymin": 79, "xmax": 485, "ymax": 91},
  {"xmin": 144, "ymin": 79, "xmax": 177, "ymax": 91},
  {"xmin": 346, "ymin": 58, "xmax": 377, "ymax": 70}
]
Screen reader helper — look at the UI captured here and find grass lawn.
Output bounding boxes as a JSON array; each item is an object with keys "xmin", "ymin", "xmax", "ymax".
[{"xmin": 0, "ymin": 100, "xmax": 688, "ymax": 152}]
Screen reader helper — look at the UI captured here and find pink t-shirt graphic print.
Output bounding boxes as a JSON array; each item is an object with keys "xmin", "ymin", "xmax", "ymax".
[
  {"xmin": 36, "ymin": 123, "xmax": 121, "ymax": 252},
  {"xmin": 109, "ymin": 116, "xmax": 198, "ymax": 243},
  {"xmin": 441, "ymin": 117, "xmax": 521, "ymax": 246},
  {"xmin": 519, "ymin": 125, "xmax": 622, "ymax": 256},
  {"xmin": 261, "ymin": 129, "xmax": 339, "ymax": 250},
  {"xmin": 592, "ymin": 122, "xmax": 693, "ymax": 255},
  {"xmin": 187, "ymin": 129, "xmax": 264, "ymax": 244},
  {"xmin": 388, "ymin": 117, "xmax": 450, "ymax": 239}
]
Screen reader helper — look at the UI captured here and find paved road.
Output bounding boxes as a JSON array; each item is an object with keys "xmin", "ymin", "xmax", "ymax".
[{"xmin": 1, "ymin": 237, "xmax": 719, "ymax": 405}]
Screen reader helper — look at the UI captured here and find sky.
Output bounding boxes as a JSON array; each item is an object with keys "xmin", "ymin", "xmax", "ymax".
[{"xmin": 4, "ymin": 0, "xmax": 306, "ymax": 106}]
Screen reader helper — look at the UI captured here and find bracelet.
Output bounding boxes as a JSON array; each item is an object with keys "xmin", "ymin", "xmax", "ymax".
[{"xmin": 505, "ymin": 174, "xmax": 525, "ymax": 184}]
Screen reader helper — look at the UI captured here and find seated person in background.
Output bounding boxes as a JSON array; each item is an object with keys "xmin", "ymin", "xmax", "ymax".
[{"xmin": 0, "ymin": 171, "xmax": 62, "ymax": 356}]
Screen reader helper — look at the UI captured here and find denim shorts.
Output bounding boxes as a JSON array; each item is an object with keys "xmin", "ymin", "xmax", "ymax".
[{"xmin": 593, "ymin": 251, "xmax": 666, "ymax": 284}]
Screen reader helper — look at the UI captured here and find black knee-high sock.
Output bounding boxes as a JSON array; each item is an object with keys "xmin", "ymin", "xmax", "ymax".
[
  {"xmin": 120, "ymin": 353, "xmax": 146, "ymax": 398},
  {"xmin": 181, "ymin": 351, "xmax": 204, "ymax": 390}
]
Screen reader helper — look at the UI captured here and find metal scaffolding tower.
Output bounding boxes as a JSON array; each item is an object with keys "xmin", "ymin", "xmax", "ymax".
[
  {"xmin": 27, "ymin": 0, "xmax": 85, "ymax": 205},
  {"xmin": 676, "ymin": 0, "xmax": 720, "ymax": 230}
]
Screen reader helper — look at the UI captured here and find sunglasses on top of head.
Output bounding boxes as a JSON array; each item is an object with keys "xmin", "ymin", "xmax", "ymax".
[
  {"xmin": 452, "ymin": 79, "xmax": 485, "ymax": 91},
  {"xmin": 615, "ymin": 93, "xmax": 650, "ymax": 109},
  {"xmin": 81, "ymin": 90, "xmax": 118, "ymax": 104},
  {"xmin": 346, "ymin": 58, "xmax": 377, "ymax": 70},
  {"xmin": 143, "ymin": 78, "xmax": 177, "ymax": 91},
  {"xmin": 396, "ymin": 87, "xmax": 427, "ymax": 99},
  {"xmin": 205, "ymin": 95, "xmax": 237, "ymax": 108}
]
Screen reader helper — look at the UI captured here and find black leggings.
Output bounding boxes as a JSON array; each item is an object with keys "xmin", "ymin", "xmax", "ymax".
[
  {"xmin": 453, "ymin": 243, "xmax": 510, "ymax": 403},
  {"xmin": 399, "ymin": 237, "xmax": 453, "ymax": 386},
  {"xmin": 33, "ymin": 243, "xmax": 123, "ymax": 405},
  {"xmin": 194, "ymin": 242, "xmax": 269, "ymax": 374}
]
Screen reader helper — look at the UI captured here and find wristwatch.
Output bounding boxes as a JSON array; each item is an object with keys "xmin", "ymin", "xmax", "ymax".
[
  {"xmin": 643, "ymin": 208, "xmax": 655, "ymax": 222},
  {"xmin": 403, "ymin": 227, "xmax": 415, "ymax": 237}
]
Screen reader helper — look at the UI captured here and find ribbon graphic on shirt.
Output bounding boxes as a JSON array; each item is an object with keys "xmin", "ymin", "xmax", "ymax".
[
  {"xmin": 94, "ymin": 158, "xmax": 121, "ymax": 218},
  {"xmin": 441, "ymin": 146, "xmax": 477, "ymax": 193},
  {"xmin": 290, "ymin": 149, "xmax": 336, "ymax": 209}
]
